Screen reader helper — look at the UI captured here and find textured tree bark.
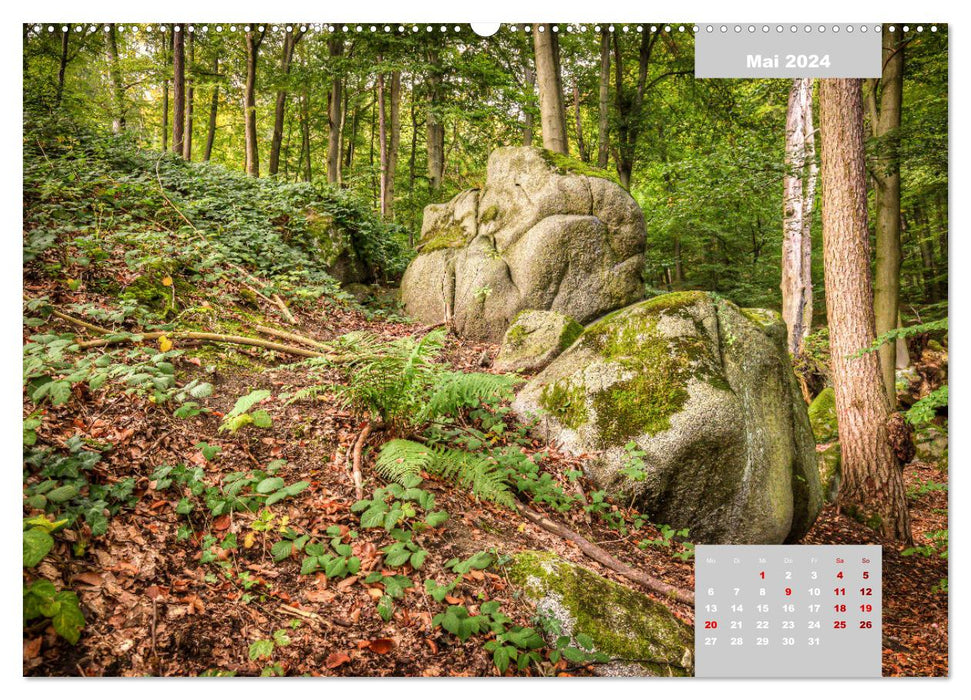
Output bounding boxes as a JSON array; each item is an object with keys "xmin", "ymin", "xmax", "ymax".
[
  {"xmin": 107, "ymin": 24, "xmax": 126, "ymax": 134},
  {"xmin": 203, "ymin": 56, "xmax": 218, "ymax": 162},
  {"xmin": 781, "ymin": 78, "xmax": 817, "ymax": 356},
  {"xmin": 300, "ymin": 92, "xmax": 311, "ymax": 181},
  {"xmin": 573, "ymin": 83, "xmax": 589, "ymax": 162},
  {"xmin": 819, "ymin": 78, "xmax": 912, "ymax": 544},
  {"xmin": 386, "ymin": 71, "xmax": 402, "ymax": 219},
  {"xmin": 162, "ymin": 27, "xmax": 172, "ymax": 152},
  {"xmin": 377, "ymin": 69, "xmax": 389, "ymax": 217},
  {"xmin": 870, "ymin": 25, "xmax": 905, "ymax": 405},
  {"xmin": 326, "ymin": 37, "xmax": 344, "ymax": 185},
  {"xmin": 182, "ymin": 28, "xmax": 194, "ymax": 161},
  {"xmin": 522, "ymin": 65, "xmax": 535, "ymax": 147},
  {"xmin": 596, "ymin": 28, "xmax": 610, "ymax": 169},
  {"xmin": 243, "ymin": 26, "xmax": 265, "ymax": 177},
  {"xmin": 426, "ymin": 48, "xmax": 445, "ymax": 193},
  {"xmin": 172, "ymin": 25, "xmax": 185, "ymax": 155},
  {"xmin": 533, "ymin": 25, "xmax": 568, "ymax": 154},
  {"xmin": 56, "ymin": 28, "xmax": 69, "ymax": 107},
  {"xmin": 269, "ymin": 28, "xmax": 305, "ymax": 176}
]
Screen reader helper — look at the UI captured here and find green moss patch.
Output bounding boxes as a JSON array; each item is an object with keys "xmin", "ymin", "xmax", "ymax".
[
  {"xmin": 539, "ymin": 149, "xmax": 622, "ymax": 186},
  {"xmin": 419, "ymin": 223, "xmax": 467, "ymax": 253},
  {"xmin": 539, "ymin": 379, "xmax": 588, "ymax": 430},
  {"xmin": 808, "ymin": 387, "xmax": 838, "ymax": 443},
  {"xmin": 507, "ymin": 551, "xmax": 693, "ymax": 676}
]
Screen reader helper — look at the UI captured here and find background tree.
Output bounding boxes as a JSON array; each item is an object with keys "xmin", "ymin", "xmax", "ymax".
[
  {"xmin": 172, "ymin": 24, "xmax": 185, "ymax": 155},
  {"xmin": 818, "ymin": 78, "xmax": 911, "ymax": 543},
  {"xmin": 867, "ymin": 25, "xmax": 906, "ymax": 405},
  {"xmin": 268, "ymin": 27, "xmax": 307, "ymax": 176},
  {"xmin": 781, "ymin": 78, "xmax": 817, "ymax": 357},
  {"xmin": 106, "ymin": 24, "xmax": 126, "ymax": 133},
  {"xmin": 532, "ymin": 24, "xmax": 568, "ymax": 154},
  {"xmin": 244, "ymin": 24, "xmax": 266, "ymax": 176}
]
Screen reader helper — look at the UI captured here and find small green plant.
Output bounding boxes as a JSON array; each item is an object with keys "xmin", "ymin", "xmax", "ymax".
[
  {"xmin": 363, "ymin": 571, "xmax": 415, "ymax": 621},
  {"xmin": 23, "ymin": 578, "xmax": 86, "ymax": 644},
  {"xmin": 901, "ymin": 529, "xmax": 948, "ymax": 560},
  {"xmin": 248, "ymin": 628, "xmax": 293, "ymax": 676},
  {"xmin": 219, "ymin": 389, "xmax": 273, "ymax": 433},
  {"xmin": 907, "ymin": 476, "xmax": 948, "ymax": 500},
  {"xmin": 618, "ymin": 441, "xmax": 648, "ymax": 482},
  {"xmin": 351, "ymin": 478, "xmax": 449, "ymax": 532}
]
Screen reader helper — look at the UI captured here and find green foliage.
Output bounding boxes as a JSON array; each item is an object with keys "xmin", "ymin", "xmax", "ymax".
[
  {"xmin": 296, "ymin": 526, "xmax": 362, "ymax": 578},
  {"xmin": 351, "ymin": 480, "xmax": 448, "ymax": 532},
  {"xmin": 218, "ymin": 389, "xmax": 273, "ymax": 433},
  {"xmin": 23, "ymin": 579, "xmax": 86, "ymax": 644},
  {"xmin": 902, "ymin": 529, "xmax": 948, "ymax": 560},
  {"xmin": 853, "ymin": 318, "xmax": 948, "ymax": 358},
  {"xmin": 906, "ymin": 386, "xmax": 948, "ymax": 427}
]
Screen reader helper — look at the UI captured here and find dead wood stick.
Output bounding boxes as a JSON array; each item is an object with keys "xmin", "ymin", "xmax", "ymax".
[
  {"xmin": 351, "ymin": 421, "xmax": 384, "ymax": 500},
  {"xmin": 271, "ymin": 293, "xmax": 297, "ymax": 325},
  {"xmin": 516, "ymin": 504, "xmax": 694, "ymax": 606},
  {"xmin": 50, "ymin": 310, "xmax": 113, "ymax": 336},
  {"xmin": 76, "ymin": 330, "xmax": 333, "ymax": 359},
  {"xmin": 253, "ymin": 324, "xmax": 329, "ymax": 350}
]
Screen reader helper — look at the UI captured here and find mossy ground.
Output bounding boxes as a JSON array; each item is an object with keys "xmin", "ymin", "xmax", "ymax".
[{"xmin": 539, "ymin": 149, "xmax": 622, "ymax": 187}]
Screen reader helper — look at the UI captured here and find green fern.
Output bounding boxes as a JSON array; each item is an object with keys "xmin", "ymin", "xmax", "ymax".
[
  {"xmin": 422, "ymin": 371, "xmax": 519, "ymax": 423},
  {"xmin": 375, "ymin": 439, "xmax": 516, "ymax": 508}
]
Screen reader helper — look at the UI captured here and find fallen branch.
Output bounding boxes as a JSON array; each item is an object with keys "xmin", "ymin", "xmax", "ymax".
[
  {"xmin": 50, "ymin": 310, "xmax": 113, "ymax": 336},
  {"xmin": 271, "ymin": 293, "xmax": 297, "ymax": 325},
  {"xmin": 253, "ymin": 324, "xmax": 329, "ymax": 350},
  {"xmin": 351, "ymin": 421, "xmax": 384, "ymax": 500},
  {"xmin": 76, "ymin": 330, "xmax": 333, "ymax": 359},
  {"xmin": 516, "ymin": 504, "xmax": 694, "ymax": 606}
]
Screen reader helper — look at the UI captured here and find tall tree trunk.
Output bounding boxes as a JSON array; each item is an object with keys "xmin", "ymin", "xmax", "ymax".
[
  {"xmin": 915, "ymin": 203, "xmax": 942, "ymax": 303},
  {"xmin": 426, "ymin": 47, "xmax": 445, "ymax": 194},
  {"xmin": 869, "ymin": 25, "xmax": 905, "ymax": 405},
  {"xmin": 573, "ymin": 83, "xmax": 589, "ymax": 162},
  {"xmin": 385, "ymin": 71, "xmax": 402, "ymax": 219},
  {"xmin": 183, "ymin": 28, "xmax": 194, "ymax": 160},
  {"xmin": 107, "ymin": 24, "xmax": 126, "ymax": 134},
  {"xmin": 522, "ymin": 65, "xmax": 535, "ymax": 146},
  {"xmin": 377, "ymin": 69, "xmax": 389, "ymax": 217},
  {"xmin": 56, "ymin": 28, "xmax": 69, "ymax": 107},
  {"xmin": 300, "ymin": 92, "xmax": 311, "ymax": 181},
  {"xmin": 819, "ymin": 78, "xmax": 911, "ymax": 544},
  {"xmin": 781, "ymin": 78, "xmax": 817, "ymax": 356},
  {"xmin": 596, "ymin": 28, "xmax": 610, "ymax": 169},
  {"xmin": 162, "ymin": 27, "xmax": 172, "ymax": 151},
  {"xmin": 613, "ymin": 30, "xmax": 660, "ymax": 190},
  {"xmin": 172, "ymin": 24, "xmax": 185, "ymax": 154},
  {"xmin": 203, "ymin": 56, "xmax": 218, "ymax": 161},
  {"xmin": 533, "ymin": 25, "xmax": 568, "ymax": 154},
  {"xmin": 326, "ymin": 37, "xmax": 344, "ymax": 185},
  {"xmin": 243, "ymin": 26, "xmax": 265, "ymax": 177},
  {"xmin": 269, "ymin": 28, "xmax": 305, "ymax": 176}
]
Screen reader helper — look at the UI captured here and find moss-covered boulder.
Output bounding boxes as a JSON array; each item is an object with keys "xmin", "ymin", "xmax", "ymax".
[
  {"xmin": 808, "ymin": 387, "xmax": 839, "ymax": 442},
  {"xmin": 400, "ymin": 147, "xmax": 645, "ymax": 342},
  {"xmin": 507, "ymin": 551, "xmax": 693, "ymax": 676},
  {"xmin": 512, "ymin": 291, "xmax": 823, "ymax": 544},
  {"xmin": 493, "ymin": 310, "xmax": 583, "ymax": 373},
  {"xmin": 303, "ymin": 209, "xmax": 371, "ymax": 285},
  {"xmin": 817, "ymin": 442, "xmax": 841, "ymax": 502}
]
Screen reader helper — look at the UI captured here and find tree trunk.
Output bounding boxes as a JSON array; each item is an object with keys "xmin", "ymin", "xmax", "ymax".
[
  {"xmin": 244, "ymin": 26, "xmax": 265, "ymax": 177},
  {"xmin": 300, "ymin": 92, "xmax": 311, "ymax": 181},
  {"xmin": 597, "ymin": 28, "xmax": 610, "ymax": 169},
  {"xmin": 56, "ymin": 28, "xmax": 69, "ymax": 107},
  {"xmin": 172, "ymin": 24, "xmax": 185, "ymax": 154},
  {"xmin": 182, "ymin": 28, "xmax": 194, "ymax": 160},
  {"xmin": 818, "ymin": 78, "xmax": 911, "ymax": 544},
  {"xmin": 870, "ymin": 25, "xmax": 905, "ymax": 405},
  {"xmin": 326, "ymin": 37, "xmax": 344, "ymax": 185},
  {"xmin": 107, "ymin": 24, "xmax": 126, "ymax": 134},
  {"xmin": 533, "ymin": 24, "xmax": 568, "ymax": 154},
  {"xmin": 162, "ymin": 27, "xmax": 172, "ymax": 152},
  {"xmin": 386, "ymin": 71, "xmax": 402, "ymax": 219},
  {"xmin": 203, "ymin": 56, "xmax": 218, "ymax": 162},
  {"xmin": 522, "ymin": 65, "xmax": 535, "ymax": 146},
  {"xmin": 426, "ymin": 47, "xmax": 445, "ymax": 194},
  {"xmin": 613, "ymin": 30, "xmax": 660, "ymax": 190},
  {"xmin": 573, "ymin": 83, "xmax": 589, "ymax": 162},
  {"xmin": 781, "ymin": 78, "xmax": 817, "ymax": 356},
  {"xmin": 377, "ymin": 69, "xmax": 389, "ymax": 217},
  {"xmin": 269, "ymin": 29, "xmax": 305, "ymax": 176}
]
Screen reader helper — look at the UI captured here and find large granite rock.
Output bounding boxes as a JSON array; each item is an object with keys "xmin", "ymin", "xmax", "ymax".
[
  {"xmin": 400, "ymin": 147, "xmax": 646, "ymax": 342},
  {"xmin": 492, "ymin": 310, "xmax": 583, "ymax": 374},
  {"xmin": 512, "ymin": 291, "xmax": 824, "ymax": 544},
  {"xmin": 507, "ymin": 551, "xmax": 693, "ymax": 676}
]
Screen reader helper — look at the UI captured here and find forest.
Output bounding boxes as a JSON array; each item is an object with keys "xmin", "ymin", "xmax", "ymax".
[{"xmin": 22, "ymin": 23, "xmax": 947, "ymax": 677}]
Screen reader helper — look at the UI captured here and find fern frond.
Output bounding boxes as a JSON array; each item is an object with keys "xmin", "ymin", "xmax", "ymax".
[
  {"xmin": 285, "ymin": 384, "xmax": 333, "ymax": 405},
  {"xmin": 375, "ymin": 439, "xmax": 515, "ymax": 509},
  {"xmin": 423, "ymin": 371, "xmax": 519, "ymax": 422},
  {"xmin": 374, "ymin": 439, "xmax": 438, "ymax": 483}
]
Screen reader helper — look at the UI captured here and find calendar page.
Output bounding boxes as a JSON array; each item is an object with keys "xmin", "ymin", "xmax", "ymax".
[{"xmin": 18, "ymin": 0, "xmax": 949, "ymax": 685}]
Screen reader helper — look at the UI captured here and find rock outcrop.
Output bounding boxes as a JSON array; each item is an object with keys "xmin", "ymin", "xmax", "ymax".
[
  {"xmin": 492, "ymin": 310, "xmax": 583, "ymax": 374},
  {"xmin": 507, "ymin": 551, "xmax": 693, "ymax": 676},
  {"xmin": 512, "ymin": 291, "xmax": 823, "ymax": 544},
  {"xmin": 401, "ymin": 147, "xmax": 645, "ymax": 342}
]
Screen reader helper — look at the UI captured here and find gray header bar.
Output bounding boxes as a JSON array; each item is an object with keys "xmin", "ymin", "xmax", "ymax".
[{"xmin": 695, "ymin": 24, "xmax": 882, "ymax": 78}]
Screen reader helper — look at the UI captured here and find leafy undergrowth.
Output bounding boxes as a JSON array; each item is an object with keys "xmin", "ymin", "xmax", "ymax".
[{"xmin": 23, "ymin": 118, "xmax": 947, "ymax": 677}]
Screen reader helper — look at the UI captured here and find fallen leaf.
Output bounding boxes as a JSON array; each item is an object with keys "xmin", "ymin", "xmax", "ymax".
[
  {"xmin": 72, "ymin": 572, "xmax": 103, "ymax": 588},
  {"xmin": 325, "ymin": 652, "xmax": 351, "ymax": 669},
  {"xmin": 212, "ymin": 515, "xmax": 231, "ymax": 532},
  {"xmin": 368, "ymin": 638, "xmax": 395, "ymax": 655},
  {"xmin": 158, "ymin": 335, "xmax": 173, "ymax": 352},
  {"xmin": 161, "ymin": 276, "xmax": 173, "ymax": 287}
]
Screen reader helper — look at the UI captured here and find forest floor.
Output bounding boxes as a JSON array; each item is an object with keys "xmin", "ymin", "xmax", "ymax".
[{"xmin": 22, "ymin": 278, "xmax": 949, "ymax": 677}]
